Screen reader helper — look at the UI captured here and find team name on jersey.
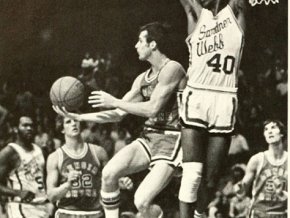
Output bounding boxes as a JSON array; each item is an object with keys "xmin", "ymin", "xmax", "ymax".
[
  {"xmin": 65, "ymin": 161, "xmax": 98, "ymax": 175},
  {"xmin": 65, "ymin": 188, "xmax": 98, "ymax": 198},
  {"xmin": 21, "ymin": 155, "xmax": 43, "ymax": 181},
  {"xmin": 196, "ymin": 17, "xmax": 232, "ymax": 57}
]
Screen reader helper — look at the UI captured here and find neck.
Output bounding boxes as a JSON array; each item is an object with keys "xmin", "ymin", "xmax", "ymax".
[
  {"xmin": 212, "ymin": 0, "xmax": 223, "ymax": 15},
  {"xmin": 15, "ymin": 138, "xmax": 33, "ymax": 151},
  {"xmin": 64, "ymin": 135, "xmax": 83, "ymax": 151},
  {"xmin": 148, "ymin": 53, "xmax": 169, "ymax": 73},
  {"xmin": 268, "ymin": 141, "xmax": 284, "ymax": 159}
]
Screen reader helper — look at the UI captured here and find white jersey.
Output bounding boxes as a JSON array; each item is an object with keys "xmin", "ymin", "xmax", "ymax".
[
  {"xmin": 7, "ymin": 143, "xmax": 47, "ymax": 203},
  {"xmin": 186, "ymin": 5, "xmax": 244, "ymax": 93}
]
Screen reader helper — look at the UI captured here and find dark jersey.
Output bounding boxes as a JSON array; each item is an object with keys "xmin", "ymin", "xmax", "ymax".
[
  {"xmin": 57, "ymin": 143, "xmax": 102, "ymax": 211},
  {"xmin": 140, "ymin": 60, "xmax": 182, "ymax": 131},
  {"xmin": 251, "ymin": 151, "xmax": 288, "ymax": 214}
]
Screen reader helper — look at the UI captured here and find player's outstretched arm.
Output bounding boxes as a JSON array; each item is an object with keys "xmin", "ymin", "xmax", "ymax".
[
  {"xmin": 179, "ymin": 0, "xmax": 202, "ymax": 35},
  {"xmin": 88, "ymin": 62, "xmax": 186, "ymax": 118},
  {"xmin": 53, "ymin": 105, "xmax": 127, "ymax": 123},
  {"xmin": 0, "ymin": 146, "xmax": 35, "ymax": 202},
  {"xmin": 234, "ymin": 154, "xmax": 259, "ymax": 195},
  {"xmin": 46, "ymin": 152, "xmax": 81, "ymax": 202}
]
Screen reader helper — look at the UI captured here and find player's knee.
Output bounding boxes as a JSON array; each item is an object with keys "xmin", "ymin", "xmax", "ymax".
[
  {"xmin": 179, "ymin": 162, "xmax": 203, "ymax": 203},
  {"xmin": 134, "ymin": 190, "xmax": 150, "ymax": 212},
  {"xmin": 102, "ymin": 165, "xmax": 119, "ymax": 186}
]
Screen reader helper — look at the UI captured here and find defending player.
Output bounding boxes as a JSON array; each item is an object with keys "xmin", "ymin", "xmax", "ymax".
[
  {"xmin": 53, "ymin": 21, "xmax": 187, "ymax": 218},
  {"xmin": 235, "ymin": 119, "xmax": 287, "ymax": 218},
  {"xmin": 178, "ymin": 0, "xmax": 246, "ymax": 217},
  {"xmin": 0, "ymin": 114, "xmax": 50, "ymax": 218},
  {"xmin": 46, "ymin": 116, "xmax": 107, "ymax": 218}
]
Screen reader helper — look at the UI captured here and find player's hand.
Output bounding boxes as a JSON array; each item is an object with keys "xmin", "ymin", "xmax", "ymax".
[
  {"xmin": 118, "ymin": 177, "xmax": 134, "ymax": 190},
  {"xmin": 88, "ymin": 91, "xmax": 117, "ymax": 109},
  {"xmin": 18, "ymin": 190, "xmax": 35, "ymax": 203},
  {"xmin": 66, "ymin": 170, "xmax": 82, "ymax": 186},
  {"xmin": 52, "ymin": 105, "xmax": 82, "ymax": 121}
]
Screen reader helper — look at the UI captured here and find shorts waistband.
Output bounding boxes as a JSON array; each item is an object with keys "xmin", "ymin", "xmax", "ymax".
[
  {"xmin": 187, "ymin": 83, "xmax": 237, "ymax": 93},
  {"xmin": 57, "ymin": 208, "xmax": 103, "ymax": 216},
  {"xmin": 143, "ymin": 127, "xmax": 180, "ymax": 134}
]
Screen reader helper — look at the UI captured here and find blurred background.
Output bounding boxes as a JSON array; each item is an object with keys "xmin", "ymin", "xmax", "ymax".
[{"xmin": 0, "ymin": 1, "xmax": 287, "ymax": 217}]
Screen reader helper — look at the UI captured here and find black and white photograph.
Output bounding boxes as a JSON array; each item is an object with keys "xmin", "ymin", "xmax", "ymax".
[{"xmin": 0, "ymin": 0, "xmax": 287, "ymax": 218}]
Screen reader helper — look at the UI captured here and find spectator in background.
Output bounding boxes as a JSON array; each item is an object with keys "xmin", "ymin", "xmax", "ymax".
[
  {"xmin": 228, "ymin": 130, "xmax": 249, "ymax": 166},
  {"xmin": 229, "ymin": 190, "xmax": 250, "ymax": 218},
  {"xmin": 14, "ymin": 81, "xmax": 36, "ymax": 116},
  {"xmin": 114, "ymin": 128, "xmax": 129, "ymax": 155}
]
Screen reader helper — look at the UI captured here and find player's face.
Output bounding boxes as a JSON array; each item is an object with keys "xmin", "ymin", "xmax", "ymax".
[
  {"xmin": 62, "ymin": 117, "xmax": 81, "ymax": 137},
  {"xmin": 18, "ymin": 117, "xmax": 34, "ymax": 143},
  {"xmin": 135, "ymin": 30, "xmax": 152, "ymax": 61},
  {"xmin": 263, "ymin": 122, "xmax": 283, "ymax": 145}
]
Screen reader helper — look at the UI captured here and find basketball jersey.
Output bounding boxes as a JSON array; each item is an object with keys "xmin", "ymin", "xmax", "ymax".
[
  {"xmin": 7, "ymin": 143, "xmax": 47, "ymax": 203},
  {"xmin": 140, "ymin": 60, "xmax": 181, "ymax": 131},
  {"xmin": 251, "ymin": 151, "xmax": 288, "ymax": 214},
  {"xmin": 186, "ymin": 5, "xmax": 244, "ymax": 93},
  {"xmin": 57, "ymin": 143, "xmax": 102, "ymax": 211}
]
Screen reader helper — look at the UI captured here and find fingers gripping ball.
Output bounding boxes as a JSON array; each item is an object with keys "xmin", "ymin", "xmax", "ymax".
[{"xmin": 50, "ymin": 76, "xmax": 85, "ymax": 111}]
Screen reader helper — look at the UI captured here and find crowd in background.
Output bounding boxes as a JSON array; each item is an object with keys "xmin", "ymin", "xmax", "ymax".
[{"xmin": 0, "ymin": 48, "xmax": 287, "ymax": 218}]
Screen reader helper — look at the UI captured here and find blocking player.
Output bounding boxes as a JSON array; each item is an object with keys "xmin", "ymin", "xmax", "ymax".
[
  {"xmin": 0, "ymin": 114, "xmax": 50, "ymax": 218},
  {"xmin": 53, "ymin": 21, "xmax": 187, "ymax": 218},
  {"xmin": 235, "ymin": 119, "xmax": 287, "ymax": 218},
  {"xmin": 178, "ymin": 0, "xmax": 246, "ymax": 217}
]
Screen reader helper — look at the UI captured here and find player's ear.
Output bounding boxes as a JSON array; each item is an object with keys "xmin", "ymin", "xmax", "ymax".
[
  {"xmin": 150, "ymin": 41, "xmax": 157, "ymax": 50},
  {"xmin": 13, "ymin": 127, "xmax": 18, "ymax": 134}
]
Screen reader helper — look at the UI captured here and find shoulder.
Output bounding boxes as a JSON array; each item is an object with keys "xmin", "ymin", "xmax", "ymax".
[
  {"xmin": 0, "ymin": 144, "xmax": 19, "ymax": 161},
  {"xmin": 160, "ymin": 61, "xmax": 186, "ymax": 80},
  {"xmin": 247, "ymin": 152, "xmax": 263, "ymax": 170},
  {"xmin": 89, "ymin": 144, "xmax": 108, "ymax": 163},
  {"xmin": 47, "ymin": 150, "xmax": 59, "ymax": 168}
]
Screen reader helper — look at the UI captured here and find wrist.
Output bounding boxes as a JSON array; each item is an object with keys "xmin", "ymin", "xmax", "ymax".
[
  {"xmin": 113, "ymin": 98, "xmax": 121, "ymax": 108},
  {"xmin": 63, "ymin": 181, "xmax": 72, "ymax": 190}
]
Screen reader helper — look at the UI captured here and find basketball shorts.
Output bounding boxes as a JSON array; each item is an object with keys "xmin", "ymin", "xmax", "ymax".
[
  {"xmin": 55, "ymin": 209, "xmax": 104, "ymax": 218},
  {"xmin": 135, "ymin": 128, "xmax": 182, "ymax": 168},
  {"xmin": 180, "ymin": 86, "xmax": 238, "ymax": 134},
  {"xmin": 7, "ymin": 202, "xmax": 50, "ymax": 218}
]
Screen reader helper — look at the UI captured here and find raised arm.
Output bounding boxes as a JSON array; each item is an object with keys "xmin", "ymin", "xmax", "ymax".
[
  {"xmin": 89, "ymin": 62, "xmax": 186, "ymax": 118},
  {"xmin": 0, "ymin": 146, "xmax": 35, "ymax": 202},
  {"xmin": 229, "ymin": 0, "xmax": 247, "ymax": 33},
  {"xmin": 179, "ymin": 0, "xmax": 202, "ymax": 35}
]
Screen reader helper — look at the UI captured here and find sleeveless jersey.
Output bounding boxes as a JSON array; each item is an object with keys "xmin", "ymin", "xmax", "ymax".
[
  {"xmin": 251, "ymin": 151, "xmax": 288, "ymax": 213},
  {"xmin": 140, "ymin": 60, "xmax": 181, "ymax": 131},
  {"xmin": 57, "ymin": 143, "xmax": 102, "ymax": 211},
  {"xmin": 7, "ymin": 143, "xmax": 47, "ymax": 203},
  {"xmin": 186, "ymin": 5, "xmax": 244, "ymax": 93}
]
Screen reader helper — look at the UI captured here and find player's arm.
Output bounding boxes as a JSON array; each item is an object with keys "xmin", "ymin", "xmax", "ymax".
[
  {"xmin": 179, "ymin": 0, "xmax": 202, "ymax": 34},
  {"xmin": 46, "ymin": 151, "xmax": 81, "ymax": 202},
  {"xmin": 229, "ymin": 0, "xmax": 247, "ymax": 33},
  {"xmin": 234, "ymin": 154, "xmax": 259, "ymax": 195},
  {"xmin": 53, "ymin": 74, "xmax": 144, "ymax": 123},
  {"xmin": 0, "ymin": 146, "xmax": 35, "ymax": 202},
  {"xmin": 89, "ymin": 62, "xmax": 186, "ymax": 118}
]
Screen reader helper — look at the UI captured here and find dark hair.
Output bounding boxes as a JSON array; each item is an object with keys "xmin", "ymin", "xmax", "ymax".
[
  {"xmin": 138, "ymin": 21, "xmax": 171, "ymax": 54},
  {"xmin": 11, "ymin": 113, "xmax": 35, "ymax": 127},
  {"xmin": 263, "ymin": 119, "xmax": 286, "ymax": 137}
]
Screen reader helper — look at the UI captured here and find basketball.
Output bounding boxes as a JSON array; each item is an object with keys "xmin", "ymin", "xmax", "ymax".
[{"xmin": 50, "ymin": 76, "xmax": 85, "ymax": 111}]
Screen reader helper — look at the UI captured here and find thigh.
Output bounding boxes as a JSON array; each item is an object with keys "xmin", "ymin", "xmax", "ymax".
[
  {"xmin": 105, "ymin": 140, "xmax": 150, "ymax": 177},
  {"xmin": 181, "ymin": 127, "xmax": 207, "ymax": 162},
  {"xmin": 135, "ymin": 163, "xmax": 175, "ymax": 203}
]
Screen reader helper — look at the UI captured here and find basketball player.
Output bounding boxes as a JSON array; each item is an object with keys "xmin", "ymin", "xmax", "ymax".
[
  {"xmin": 53, "ymin": 21, "xmax": 187, "ymax": 218},
  {"xmin": 235, "ymin": 119, "xmax": 287, "ymax": 218},
  {"xmin": 0, "ymin": 114, "xmax": 50, "ymax": 218},
  {"xmin": 178, "ymin": 0, "xmax": 246, "ymax": 217}
]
